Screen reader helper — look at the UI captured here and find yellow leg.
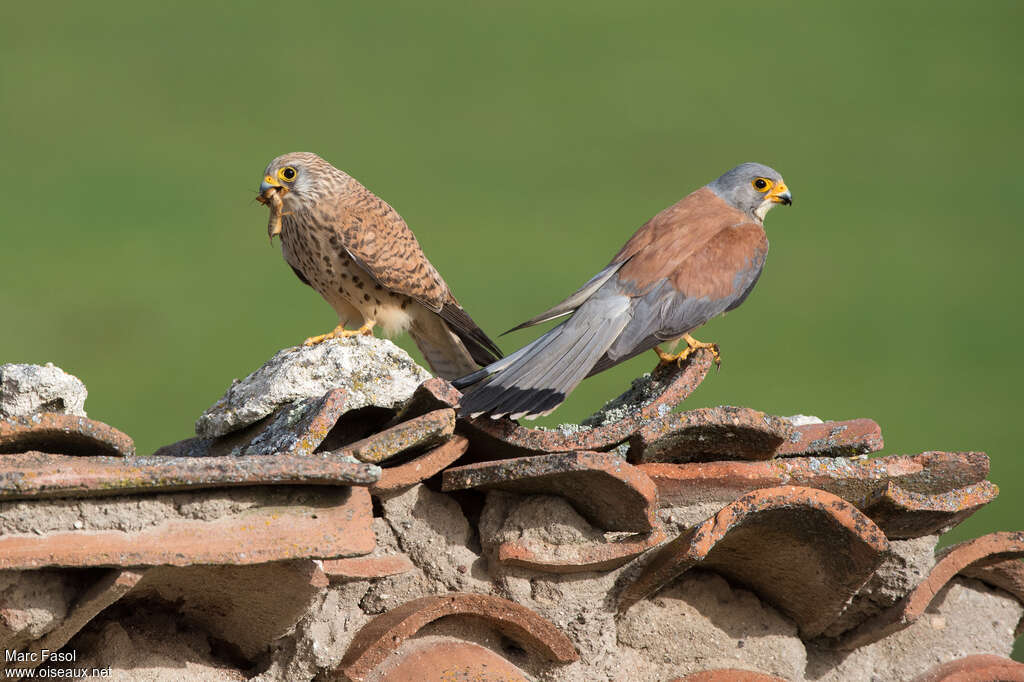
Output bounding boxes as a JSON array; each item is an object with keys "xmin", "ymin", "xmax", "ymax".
[
  {"xmin": 303, "ymin": 319, "xmax": 376, "ymax": 346},
  {"xmin": 654, "ymin": 333, "xmax": 721, "ymax": 368}
]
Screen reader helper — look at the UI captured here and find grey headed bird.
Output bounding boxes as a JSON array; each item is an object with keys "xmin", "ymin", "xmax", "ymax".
[
  {"xmin": 454, "ymin": 162, "xmax": 792, "ymax": 419},
  {"xmin": 257, "ymin": 152, "xmax": 502, "ymax": 379}
]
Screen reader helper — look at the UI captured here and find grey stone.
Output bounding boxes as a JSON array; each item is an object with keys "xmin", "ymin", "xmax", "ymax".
[
  {"xmin": 195, "ymin": 336, "xmax": 431, "ymax": 438},
  {"xmin": 0, "ymin": 363, "xmax": 87, "ymax": 418}
]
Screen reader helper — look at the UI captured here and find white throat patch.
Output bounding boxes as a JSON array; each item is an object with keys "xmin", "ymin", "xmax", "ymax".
[{"xmin": 754, "ymin": 199, "xmax": 774, "ymax": 222}]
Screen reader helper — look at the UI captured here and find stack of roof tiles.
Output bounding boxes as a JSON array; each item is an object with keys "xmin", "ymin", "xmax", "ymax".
[{"xmin": 0, "ymin": 345, "xmax": 1021, "ymax": 681}]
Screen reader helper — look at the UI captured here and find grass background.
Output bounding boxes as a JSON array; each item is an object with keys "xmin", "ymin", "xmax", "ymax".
[{"xmin": 1, "ymin": 0, "xmax": 1021, "ymax": 650}]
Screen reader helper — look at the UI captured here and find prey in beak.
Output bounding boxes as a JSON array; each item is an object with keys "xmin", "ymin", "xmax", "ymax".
[
  {"xmin": 257, "ymin": 175, "xmax": 290, "ymax": 242},
  {"xmin": 767, "ymin": 182, "xmax": 792, "ymax": 206}
]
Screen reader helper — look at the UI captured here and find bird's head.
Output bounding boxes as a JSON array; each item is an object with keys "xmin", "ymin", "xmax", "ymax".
[
  {"xmin": 708, "ymin": 162, "xmax": 792, "ymax": 222},
  {"xmin": 258, "ymin": 151, "xmax": 347, "ymax": 240}
]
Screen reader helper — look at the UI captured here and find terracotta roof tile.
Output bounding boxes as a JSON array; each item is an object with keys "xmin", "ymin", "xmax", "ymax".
[
  {"xmin": 369, "ymin": 434, "xmax": 468, "ymax": 495},
  {"xmin": 344, "ymin": 408, "xmax": 455, "ymax": 464},
  {"xmin": 618, "ymin": 486, "xmax": 889, "ymax": 637},
  {"xmin": 497, "ymin": 527, "xmax": 668, "ymax": 573},
  {"xmin": 0, "ymin": 450, "xmax": 380, "ymax": 501},
  {"xmin": 0, "ymin": 413, "xmax": 134, "ymax": 457},
  {"xmin": 458, "ymin": 349, "xmax": 715, "ymax": 459},
  {"xmin": 2, "ymin": 569, "xmax": 143, "ymax": 674},
  {"xmin": 389, "ymin": 377, "xmax": 461, "ymax": 422},
  {"xmin": 912, "ymin": 654, "xmax": 1024, "ymax": 681},
  {"xmin": 638, "ymin": 451, "xmax": 989, "ymax": 510},
  {"xmin": 0, "ymin": 486, "xmax": 375, "ymax": 569},
  {"xmin": 835, "ymin": 531, "xmax": 1024, "ymax": 649},
  {"xmin": 861, "ymin": 481, "xmax": 997, "ymax": 539},
  {"xmin": 670, "ymin": 671, "xmax": 789, "ymax": 682},
  {"xmin": 443, "ymin": 451, "xmax": 659, "ymax": 532},
  {"xmin": 365, "ymin": 637, "xmax": 531, "ymax": 681},
  {"xmin": 626, "ymin": 406, "xmax": 795, "ymax": 464},
  {"xmin": 338, "ymin": 593, "xmax": 579, "ymax": 681},
  {"xmin": 320, "ymin": 554, "xmax": 416, "ymax": 581},
  {"xmin": 775, "ymin": 418, "xmax": 884, "ymax": 457}
]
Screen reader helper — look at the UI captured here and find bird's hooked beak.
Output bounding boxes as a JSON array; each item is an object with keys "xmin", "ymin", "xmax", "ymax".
[
  {"xmin": 258, "ymin": 175, "xmax": 289, "ymax": 200},
  {"xmin": 767, "ymin": 182, "xmax": 792, "ymax": 206}
]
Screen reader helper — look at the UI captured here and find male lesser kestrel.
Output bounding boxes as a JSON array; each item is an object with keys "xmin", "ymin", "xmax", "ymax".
[
  {"xmin": 258, "ymin": 152, "xmax": 501, "ymax": 379},
  {"xmin": 455, "ymin": 162, "xmax": 791, "ymax": 418}
]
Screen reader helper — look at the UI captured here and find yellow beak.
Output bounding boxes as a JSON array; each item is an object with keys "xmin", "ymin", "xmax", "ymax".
[{"xmin": 767, "ymin": 182, "xmax": 792, "ymax": 205}]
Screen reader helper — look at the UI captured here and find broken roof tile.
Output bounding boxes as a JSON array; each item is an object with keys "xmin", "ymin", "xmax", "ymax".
[
  {"xmin": 153, "ymin": 388, "xmax": 347, "ymax": 459},
  {"xmin": 389, "ymin": 377, "xmax": 461, "ymax": 423},
  {"xmin": 369, "ymin": 434, "xmax": 468, "ymax": 495},
  {"xmin": 320, "ymin": 554, "xmax": 416, "ymax": 581},
  {"xmin": 0, "ymin": 413, "xmax": 134, "ymax": 457},
  {"xmin": 344, "ymin": 408, "xmax": 455, "ymax": 464},
  {"xmin": 835, "ymin": 531, "xmax": 1024, "ymax": 649},
  {"xmin": 670, "ymin": 671, "xmax": 789, "ymax": 682},
  {"xmin": 367, "ymin": 637, "xmax": 530, "ymax": 682},
  {"xmin": 618, "ymin": 485, "xmax": 889, "ymax": 637},
  {"xmin": 775, "ymin": 418, "xmax": 883, "ymax": 457},
  {"xmin": 338, "ymin": 593, "xmax": 579, "ymax": 681},
  {"xmin": 497, "ymin": 527, "xmax": 668, "ymax": 573},
  {"xmin": 458, "ymin": 349, "xmax": 715, "ymax": 460},
  {"xmin": 627, "ymin": 406, "xmax": 795, "ymax": 464},
  {"xmin": 912, "ymin": 654, "xmax": 1024, "ymax": 681},
  {"xmin": 443, "ymin": 451, "xmax": 659, "ymax": 532},
  {"xmin": 861, "ymin": 481, "xmax": 998, "ymax": 539},
  {"xmin": 0, "ymin": 486, "xmax": 375, "ymax": 570},
  {"xmin": 638, "ymin": 451, "xmax": 990, "ymax": 510},
  {"xmin": 0, "ymin": 450, "xmax": 380, "ymax": 501}
]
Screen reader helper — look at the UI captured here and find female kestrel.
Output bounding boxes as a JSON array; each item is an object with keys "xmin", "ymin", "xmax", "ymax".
[
  {"xmin": 257, "ymin": 152, "xmax": 502, "ymax": 379},
  {"xmin": 455, "ymin": 162, "xmax": 792, "ymax": 419}
]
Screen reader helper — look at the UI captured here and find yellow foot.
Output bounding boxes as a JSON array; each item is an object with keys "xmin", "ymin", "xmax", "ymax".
[
  {"xmin": 654, "ymin": 333, "xmax": 721, "ymax": 369},
  {"xmin": 302, "ymin": 321, "xmax": 376, "ymax": 346}
]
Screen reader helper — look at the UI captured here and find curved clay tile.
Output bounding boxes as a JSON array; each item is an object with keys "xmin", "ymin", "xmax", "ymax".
[
  {"xmin": 366, "ymin": 637, "xmax": 531, "ymax": 681},
  {"xmin": 497, "ymin": 527, "xmax": 668, "ymax": 573},
  {"xmin": 0, "ymin": 413, "xmax": 134, "ymax": 457},
  {"xmin": 960, "ymin": 557, "xmax": 1024, "ymax": 635},
  {"xmin": 670, "ymin": 670, "xmax": 790, "ymax": 682},
  {"xmin": 912, "ymin": 654, "xmax": 1024, "ymax": 681},
  {"xmin": 836, "ymin": 531, "xmax": 1024, "ymax": 649},
  {"xmin": 321, "ymin": 554, "xmax": 415, "ymax": 581},
  {"xmin": 626, "ymin": 406, "xmax": 795, "ymax": 463},
  {"xmin": 457, "ymin": 349, "xmax": 715, "ymax": 459},
  {"xmin": 342, "ymin": 408, "xmax": 455, "ymax": 464},
  {"xmin": 442, "ymin": 451, "xmax": 659, "ymax": 532},
  {"xmin": 637, "ymin": 451, "xmax": 990, "ymax": 510},
  {"xmin": 338, "ymin": 593, "xmax": 579, "ymax": 681},
  {"xmin": 775, "ymin": 418, "xmax": 883, "ymax": 457},
  {"xmin": 861, "ymin": 480, "xmax": 998, "ymax": 539},
  {"xmin": 369, "ymin": 434, "xmax": 469, "ymax": 495},
  {"xmin": 0, "ymin": 450, "xmax": 379, "ymax": 501},
  {"xmin": 617, "ymin": 486, "xmax": 889, "ymax": 637}
]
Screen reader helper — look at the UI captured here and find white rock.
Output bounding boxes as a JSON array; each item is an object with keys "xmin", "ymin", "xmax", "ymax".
[
  {"xmin": 0, "ymin": 363, "xmax": 88, "ymax": 418},
  {"xmin": 195, "ymin": 336, "xmax": 432, "ymax": 438},
  {"xmin": 785, "ymin": 414, "xmax": 824, "ymax": 426}
]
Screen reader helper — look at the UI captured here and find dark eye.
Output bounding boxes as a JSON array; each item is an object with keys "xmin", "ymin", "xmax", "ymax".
[
  {"xmin": 279, "ymin": 166, "xmax": 297, "ymax": 182},
  {"xmin": 752, "ymin": 177, "xmax": 772, "ymax": 192}
]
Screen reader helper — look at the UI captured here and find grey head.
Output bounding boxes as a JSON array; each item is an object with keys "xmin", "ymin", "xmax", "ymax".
[
  {"xmin": 707, "ymin": 162, "xmax": 792, "ymax": 222},
  {"xmin": 258, "ymin": 151, "xmax": 350, "ymax": 210}
]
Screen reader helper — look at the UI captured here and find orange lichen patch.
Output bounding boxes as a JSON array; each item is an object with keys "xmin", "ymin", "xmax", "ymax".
[
  {"xmin": 498, "ymin": 527, "xmax": 668, "ymax": 573},
  {"xmin": 320, "ymin": 554, "xmax": 415, "ymax": 581},
  {"xmin": 0, "ymin": 487, "xmax": 374, "ymax": 570},
  {"xmin": 338, "ymin": 593, "xmax": 579, "ymax": 681},
  {"xmin": 861, "ymin": 481, "xmax": 997, "ymax": 539},
  {"xmin": 627, "ymin": 406, "xmax": 795, "ymax": 463},
  {"xmin": 0, "ymin": 450, "xmax": 379, "ymax": 501},
  {"xmin": 0, "ymin": 413, "xmax": 134, "ymax": 457},
  {"xmin": 343, "ymin": 408, "xmax": 455, "ymax": 464},
  {"xmin": 369, "ymin": 434, "xmax": 468, "ymax": 495},
  {"xmin": 459, "ymin": 349, "xmax": 715, "ymax": 459},
  {"xmin": 443, "ymin": 451, "xmax": 659, "ymax": 532},
  {"xmin": 2, "ymin": 569, "xmax": 143, "ymax": 675},
  {"xmin": 366, "ymin": 637, "xmax": 530, "ymax": 682},
  {"xmin": 670, "ymin": 670, "xmax": 789, "ymax": 682},
  {"xmin": 912, "ymin": 654, "xmax": 1024, "ymax": 681},
  {"xmin": 776, "ymin": 418, "xmax": 883, "ymax": 457},
  {"xmin": 637, "ymin": 451, "xmax": 990, "ymax": 509},
  {"xmin": 617, "ymin": 486, "xmax": 888, "ymax": 637},
  {"xmin": 836, "ymin": 531, "xmax": 1024, "ymax": 649}
]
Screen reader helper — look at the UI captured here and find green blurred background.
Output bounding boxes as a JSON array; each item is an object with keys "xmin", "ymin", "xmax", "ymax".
[{"xmin": 2, "ymin": 0, "xmax": 1021, "ymax": 611}]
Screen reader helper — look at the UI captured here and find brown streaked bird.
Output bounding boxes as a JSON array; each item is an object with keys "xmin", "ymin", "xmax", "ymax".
[
  {"xmin": 454, "ymin": 162, "xmax": 792, "ymax": 419},
  {"xmin": 257, "ymin": 152, "xmax": 502, "ymax": 379}
]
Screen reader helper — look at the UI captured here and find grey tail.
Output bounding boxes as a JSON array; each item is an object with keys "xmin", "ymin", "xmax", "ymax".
[{"xmin": 456, "ymin": 299, "xmax": 630, "ymax": 420}]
